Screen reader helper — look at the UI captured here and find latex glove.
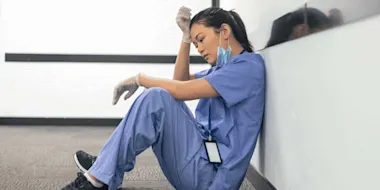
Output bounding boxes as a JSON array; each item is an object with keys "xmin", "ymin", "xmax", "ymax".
[
  {"xmin": 112, "ymin": 73, "xmax": 142, "ymax": 105},
  {"xmin": 176, "ymin": 6, "xmax": 192, "ymax": 43}
]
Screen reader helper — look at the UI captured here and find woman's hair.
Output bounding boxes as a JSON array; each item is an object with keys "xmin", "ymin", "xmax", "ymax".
[
  {"xmin": 328, "ymin": 8, "xmax": 344, "ymax": 27},
  {"xmin": 265, "ymin": 7, "xmax": 329, "ymax": 48},
  {"xmin": 190, "ymin": 7, "xmax": 254, "ymax": 52}
]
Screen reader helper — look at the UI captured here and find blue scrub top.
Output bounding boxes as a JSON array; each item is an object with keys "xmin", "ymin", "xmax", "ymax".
[{"xmin": 194, "ymin": 51, "xmax": 266, "ymax": 189}]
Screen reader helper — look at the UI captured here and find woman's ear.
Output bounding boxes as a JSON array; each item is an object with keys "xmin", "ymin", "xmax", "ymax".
[
  {"xmin": 289, "ymin": 24, "xmax": 310, "ymax": 40},
  {"xmin": 220, "ymin": 23, "xmax": 232, "ymax": 40}
]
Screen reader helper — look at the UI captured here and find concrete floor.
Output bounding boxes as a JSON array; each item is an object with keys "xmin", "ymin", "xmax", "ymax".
[{"xmin": 0, "ymin": 126, "xmax": 254, "ymax": 190}]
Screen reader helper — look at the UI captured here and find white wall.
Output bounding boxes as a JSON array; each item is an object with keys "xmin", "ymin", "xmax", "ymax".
[
  {"xmin": 0, "ymin": 63, "xmax": 207, "ymax": 117},
  {"xmin": 0, "ymin": 0, "xmax": 210, "ymax": 117},
  {"xmin": 220, "ymin": 0, "xmax": 261, "ymax": 33},
  {"xmin": 251, "ymin": 14, "xmax": 380, "ymax": 190},
  {"xmin": 2, "ymin": 0, "xmax": 209, "ymax": 55}
]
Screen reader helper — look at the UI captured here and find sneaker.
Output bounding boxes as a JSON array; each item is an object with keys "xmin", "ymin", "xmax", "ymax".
[
  {"xmin": 61, "ymin": 172, "xmax": 108, "ymax": 190},
  {"xmin": 73, "ymin": 150, "xmax": 123, "ymax": 189},
  {"xmin": 74, "ymin": 150, "xmax": 97, "ymax": 173}
]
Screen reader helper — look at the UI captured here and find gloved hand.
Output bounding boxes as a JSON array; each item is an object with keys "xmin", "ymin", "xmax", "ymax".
[
  {"xmin": 176, "ymin": 6, "xmax": 192, "ymax": 43},
  {"xmin": 112, "ymin": 73, "xmax": 142, "ymax": 105}
]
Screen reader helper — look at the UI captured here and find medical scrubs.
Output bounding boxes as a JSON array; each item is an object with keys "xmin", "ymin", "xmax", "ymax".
[{"xmin": 88, "ymin": 52, "xmax": 266, "ymax": 190}]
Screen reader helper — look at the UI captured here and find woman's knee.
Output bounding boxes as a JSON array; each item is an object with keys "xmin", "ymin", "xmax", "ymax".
[
  {"xmin": 143, "ymin": 87, "xmax": 172, "ymax": 98},
  {"xmin": 136, "ymin": 87, "xmax": 180, "ymax": 110}
]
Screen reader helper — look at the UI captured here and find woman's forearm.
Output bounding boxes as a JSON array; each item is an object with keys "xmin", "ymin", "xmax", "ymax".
[
  {"xmin": 139, "ymin": 74, "xmax": 184, "ymax": 98},
  {"xmin": 138, "ymin": 73, "xmax": 218, "ymax": 101},
  {"xmin": 173, "ymin": 42, "xmax": 191, "ymax": 81}
]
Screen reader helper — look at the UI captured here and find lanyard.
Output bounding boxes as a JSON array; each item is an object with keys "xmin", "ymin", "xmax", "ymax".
[
  {"xmin": 207, "ymin": 49, "xmax": 246, "ymax": 141},
  {"xmin": 207, "ymin": 101, "xmax": 212, "ymax": 141}
]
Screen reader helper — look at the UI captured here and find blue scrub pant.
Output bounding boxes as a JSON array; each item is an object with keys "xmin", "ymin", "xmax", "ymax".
[{"xmin": 88, "ymin": 87, "xmax": 216, "ymax": 190}]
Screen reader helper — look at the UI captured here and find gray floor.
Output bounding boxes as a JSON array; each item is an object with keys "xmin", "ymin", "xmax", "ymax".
[{"xmin": 0, "ymin": 126, "xmax": 255, "ymax": 190}]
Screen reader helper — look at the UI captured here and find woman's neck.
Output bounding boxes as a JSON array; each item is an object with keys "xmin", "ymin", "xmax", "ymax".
[{"xmin": 230, "ymin": 42, "xmax": 244, "ymax": 56}]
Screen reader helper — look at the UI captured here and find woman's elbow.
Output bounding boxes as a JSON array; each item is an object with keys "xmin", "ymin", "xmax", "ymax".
[
  {"xmin": 176, "ymin": 87, "xmax": 217, "ymax": 101},
  {"xmin": 171, "ymin": 79, "xmax": 218, "ymax": 100},
  {"xmin": 170, "ymin": 83, "xmax": 197, "ymax": 101},
  {"xmin": 171, "ymin": 89, "xmax": 194, "ymax": 101}
]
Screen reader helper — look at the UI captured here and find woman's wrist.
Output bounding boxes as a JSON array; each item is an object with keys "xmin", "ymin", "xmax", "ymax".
[
  {"xmin": 182, "ymin": 32, "xmax": 191, "ymax": 43},
  {"xmin": 136, "ymin": 72, "xmax": 145, "ymax": 87}
]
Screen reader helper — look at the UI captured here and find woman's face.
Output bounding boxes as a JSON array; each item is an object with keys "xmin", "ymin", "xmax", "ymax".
[{"xmin": 190, "ymin": 23, "xmax": 220, "ymax": 65}]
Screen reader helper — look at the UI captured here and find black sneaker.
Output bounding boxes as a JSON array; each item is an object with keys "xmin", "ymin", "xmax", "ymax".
[
  {"xmin": 61, "ymin": 172, "xmax": 108, "ymax": 190},
  {"xmin": 73, "ymin": 150, "xmax": 123, "ymax": 189},
  {"xmin": 74, "ymin": 150, "xmax": 97, "ymax": 173}
]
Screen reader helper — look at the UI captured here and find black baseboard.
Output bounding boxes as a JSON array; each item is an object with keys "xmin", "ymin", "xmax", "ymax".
[
  {"xmin": 5, "ymin": 53, "xmax": 207, "ymax": 64},
  {"xmin": 0, "ymin": 117, "xmax": 122, "ymax": 126},
  {"xmin": 246, "ymin": 164, "xmax": 277, "ymax": 190}
]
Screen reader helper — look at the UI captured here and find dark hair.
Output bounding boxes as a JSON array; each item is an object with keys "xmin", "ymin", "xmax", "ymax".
[
  {"xmin": 265, "ymin": 7, "xmax": 329, "ymax": 48},
  {"xmin": 328, "ymin": 8, "xmax": 344, "ymax": 27},
  {"xmin": 189, "ymin": 7, "xmax": 254, "ymax": 52}
]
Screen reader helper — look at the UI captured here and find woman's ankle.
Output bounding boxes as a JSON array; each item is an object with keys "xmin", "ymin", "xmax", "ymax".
[{"xmin": 84, "ymin": 172, "xmax": 104, "ymax": 188}]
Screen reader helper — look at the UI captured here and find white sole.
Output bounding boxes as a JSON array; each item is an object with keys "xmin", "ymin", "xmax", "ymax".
[
  {"xmin": 74, "ymin": 153, "xmax": 88, "ymax": 173},
  {"xmin": 73, "ymin": 153, "xmax": 123, "ymax": 189}
]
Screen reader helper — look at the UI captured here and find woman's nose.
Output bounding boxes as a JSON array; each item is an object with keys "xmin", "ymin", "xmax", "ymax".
[{"xmin": 197, "ymin": 46, "xmax": 205, "ymax": 55}]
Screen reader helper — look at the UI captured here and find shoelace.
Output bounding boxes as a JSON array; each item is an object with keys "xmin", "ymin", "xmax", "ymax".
[
  {"xmin": 82, "ymin": 151, "xmax": 96, "ymax": 162},
  {"xmin": 80, "ymin": 151, "xmax": 97, "ymax": 165},
  {"xmin": 64, "ymin": 172, "xmax": 88, "ymax": 189},
  {"xmin": 88, "ymin": 155, "xmax": 97, "ymax": 164}
]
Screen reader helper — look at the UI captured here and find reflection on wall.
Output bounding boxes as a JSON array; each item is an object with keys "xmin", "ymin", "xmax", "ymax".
[
  {"xmin": 307, "ymin": 0, "xmax": 380, "ymax": 25},
  {"xmin": 265, "ymin": 5, "xmax": 330, "ymax": 48},
  {"xmin": 262, "ymin": 0, "xmax": 380, "ymax": 49}
]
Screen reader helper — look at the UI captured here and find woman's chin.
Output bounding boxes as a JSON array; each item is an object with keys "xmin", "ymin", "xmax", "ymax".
[{"xmin": 206, "ymin": 59, "xmax": 216, "ymax": 66}]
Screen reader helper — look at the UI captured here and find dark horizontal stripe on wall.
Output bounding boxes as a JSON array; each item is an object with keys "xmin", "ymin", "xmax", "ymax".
[
  {"xmin": 212, "ymin": 0, "xmax": 220, "ymax": 7},
  {"xmin": 246, "ymin": 165, "xmax": 277, "ymax": 190},
  {"xmin": 0, "ymin": 117, "xmax": 122, "ymax": 126},
  {"xmin": 5, "ymin": 53, "xmax": 207, "ymax": 64}
]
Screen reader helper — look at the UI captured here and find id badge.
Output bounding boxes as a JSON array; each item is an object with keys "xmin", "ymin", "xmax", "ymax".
[{"xmin": 204, "ymin": 140, "xmax": 222, "ymax": 164}]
